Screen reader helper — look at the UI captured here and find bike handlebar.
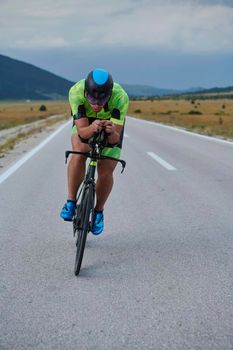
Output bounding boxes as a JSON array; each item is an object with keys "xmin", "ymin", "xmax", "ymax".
[{"xmin": 65, "ymin": 150, "xmax": 126, "ymax": 173}]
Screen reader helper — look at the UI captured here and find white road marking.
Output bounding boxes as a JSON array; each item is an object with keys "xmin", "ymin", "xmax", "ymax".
[
  {"xmin": 0, "ymin": 120, "xmax": 71, "ymax": 185},
  {"xmin": 147, "ymin": 152, "xmax": 177, "ymax": 171},
  {"xmin": 129, "ymin": 116, "xmax": 233, "ymax": 146}
]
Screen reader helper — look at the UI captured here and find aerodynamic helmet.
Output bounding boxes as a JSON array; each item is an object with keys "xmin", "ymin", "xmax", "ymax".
[{"xmin": 85, "ymin": 69, "xmax": 113, "ymax": 105}]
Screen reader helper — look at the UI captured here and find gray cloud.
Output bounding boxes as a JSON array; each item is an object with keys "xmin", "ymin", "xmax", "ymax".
[
  {"xmin": 110, "ymin": 7, "xmax": 136, "ymax": 17},
  {"xmin": 130, "ymin": 0, "xmax": 233, "ymax": 5},
  {"xmin": 195, "ymin": 0, "xmax": 233, "ymax": 6},
  {"xmin": 1, "ymin": 0, "xmax": 233, "ymax": 53}
]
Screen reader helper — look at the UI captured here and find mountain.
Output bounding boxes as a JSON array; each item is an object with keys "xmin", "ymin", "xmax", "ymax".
[
  {"xmin": 195, "ymin": 86, "xmax": 233, "ymax": 94},
  {"xmin": 0, "ymin": 54, "xmax": 179, "ymax": 100},
  {"xmin": 0, "ymin": 54, "xmax": 74, "ymax": 100},
  {"xmin": 182, "ymin": 87, "xmax": 206, "ymax": 93},
  {"xmin": 121, "ymin": 85, "xmax": 209, "ymax": 98},
  {"xmin": 0, "ymin": 54, "xmax": 232, "ymax": 100},
  {"xmin": 178, "ymin": 85, "xmax": 233, "ymax": 99},
  {"xmin": 121, "ymin": 84, "xmax": 180, "ymax": 97}
]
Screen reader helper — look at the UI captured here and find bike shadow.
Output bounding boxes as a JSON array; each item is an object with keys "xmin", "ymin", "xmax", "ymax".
[{"xmin": 76, "ymin": 233, "xmax": 166, "ymax": 279}]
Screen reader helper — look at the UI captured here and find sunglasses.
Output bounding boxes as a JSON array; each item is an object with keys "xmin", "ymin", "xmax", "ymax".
[{"xmin": 86, "ymin": 93, "xmax": 109, "ymax": 106}]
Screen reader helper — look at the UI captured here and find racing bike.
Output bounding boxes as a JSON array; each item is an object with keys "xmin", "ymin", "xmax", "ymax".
[{"xmin": 65, "ymin": 131, "xmax": 126, "ymax": 276}]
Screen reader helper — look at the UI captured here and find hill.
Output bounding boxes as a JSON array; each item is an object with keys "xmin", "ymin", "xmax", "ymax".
[
  {"xmin": 0, "ymin": 54, "xmax": 181, "ymax": 100},
  {"xmin": 0, "ymin": 54, "xmax": 74, "ymax": 100},
  {"xmin": 178, "ymin": 86, "xmax": 233, "ymax": 100},
  {"xmin": 197, "ymin": 86, "xmax": 233, "ymax": 94},
  {"xmin": 121, "ymin": 84, "xmax": 180, "ymax": 98}
]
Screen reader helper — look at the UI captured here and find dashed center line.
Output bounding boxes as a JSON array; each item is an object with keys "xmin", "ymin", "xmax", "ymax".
[{"xmin": 147, "ymin": 152, "xmax": 177, "ymax": 171}]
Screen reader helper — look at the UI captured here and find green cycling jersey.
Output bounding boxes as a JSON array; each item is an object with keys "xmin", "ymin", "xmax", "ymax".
[{"xmin": 69, "ymin": 79, "xmax": 129, "ymax": 126}]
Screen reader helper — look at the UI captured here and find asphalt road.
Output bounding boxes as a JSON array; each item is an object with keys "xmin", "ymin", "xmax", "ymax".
[{"xmin": 1, "ymin": 117, "xmax": 233, "ymax": 350}]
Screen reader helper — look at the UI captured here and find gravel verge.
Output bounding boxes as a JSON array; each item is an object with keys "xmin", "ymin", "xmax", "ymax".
[{"xmin": 0, "ymin": 114, "xmax": 70, "ymax": 170}]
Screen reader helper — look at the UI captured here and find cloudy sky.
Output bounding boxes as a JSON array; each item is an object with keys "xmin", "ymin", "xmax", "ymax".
[{"xmin": 1, "ymin": 0, "xmax": 233, "ymax": 89}]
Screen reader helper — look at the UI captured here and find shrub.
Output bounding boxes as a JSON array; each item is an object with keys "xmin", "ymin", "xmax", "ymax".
[
  {"xmin": 222, "ymin": 104, "xmax": 226, "ymax": 109},
  {"xmin": 219, "ymin": 117, "xmax": 223, "ymax": 125},
  {"xmin": 39, "ymin": 105, "xmax": 47, "ymax": 111},
  {"xmin": 188, "ymin": 110, "xmax": 202, "ymax": 115},
  {"xmin": 215, "ymin": 111, "xmax": 225, "ymax": 116}
]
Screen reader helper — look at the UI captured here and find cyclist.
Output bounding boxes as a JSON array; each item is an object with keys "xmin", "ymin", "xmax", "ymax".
[{"xmin": 60, "ymin": 68, "xmax": 129, "ymax": 235}]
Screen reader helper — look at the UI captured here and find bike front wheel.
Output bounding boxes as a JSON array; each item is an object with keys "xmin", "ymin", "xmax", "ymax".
[{"xmin": 74, "ymin": 185, "xmax": 94, "ymax": 276}]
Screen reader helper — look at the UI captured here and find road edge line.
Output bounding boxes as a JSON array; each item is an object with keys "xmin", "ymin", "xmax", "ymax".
[
  {"xmin": 0, "ymin": 120, "xmax": 71, "ymax": 185},
  {"xmin": 128, "ymin": 116, "xmax": 233, "ymax": 146}
]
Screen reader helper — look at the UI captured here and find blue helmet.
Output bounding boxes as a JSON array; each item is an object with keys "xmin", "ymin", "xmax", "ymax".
[{"xmin": 85, "ymin": 69, "xmax": 113, "ymax": 101}]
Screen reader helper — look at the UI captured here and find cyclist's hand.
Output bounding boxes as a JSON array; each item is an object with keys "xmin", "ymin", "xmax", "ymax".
[
  {"xmin": 90, "ymin": 120, "xmax": 104, "ymax": 133},
  {"xmin": 102, "ymin": 120, "xmax": 115, "ymax": 135}
]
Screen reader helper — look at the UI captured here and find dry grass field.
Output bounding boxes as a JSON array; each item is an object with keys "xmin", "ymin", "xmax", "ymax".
[
  {"xmin": 0, "ymin": 101, "xmax": 70, "ymax": 155},
  {"xmin": 0, "ymin": 100, "xmax": 70, "ymax": 129},
  {"xmin": 128, "ymin": 99, "xmax": 233, "ymax": 139},
  {"xmin": 0, "ymin": 99, "xmax": 233, "ymax": 155}
]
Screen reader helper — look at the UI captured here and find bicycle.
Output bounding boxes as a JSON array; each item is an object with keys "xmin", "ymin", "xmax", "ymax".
[{"xmin": 65, "ymin": 131, "xmax": 126, "ymax": 276}]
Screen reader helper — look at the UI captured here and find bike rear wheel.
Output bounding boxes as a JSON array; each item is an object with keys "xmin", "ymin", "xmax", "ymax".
[{"xmin": 74, "ymin": 185, "xmax": 94, "ymax": 276}]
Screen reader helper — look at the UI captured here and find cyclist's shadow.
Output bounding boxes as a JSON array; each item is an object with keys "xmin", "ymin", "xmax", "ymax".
[{"xmin": 77, "ymin": 234, "xmax": 161, "ymax": 278}]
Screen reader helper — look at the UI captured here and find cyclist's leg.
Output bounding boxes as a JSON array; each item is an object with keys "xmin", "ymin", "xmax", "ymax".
[
  {"xmin": 67, "ymin": 126, "xmax": 91, "ymax": 201},
  {"xmin": 61, "ymin": 124, "xmax": 91, "ymax": 221},
  {"xmin": 91, "ymin": 158, "xmax": 117, "ymax": 234},
  {"xmin": 92, "ymin": 123, "xmax": 125, "ymax": 233},
  {"xmin": 96, "ymin": 123, "xmax": 124, "ymax": 210},
  {"xmin": 95, "ymin": 158, "xmax": 118, "ymax": 211}
]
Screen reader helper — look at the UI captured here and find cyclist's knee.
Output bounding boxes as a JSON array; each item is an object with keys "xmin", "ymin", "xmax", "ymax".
[
  {"xmin": 70, "ymin": 134, "xmax": 90, "ymax": 164},
  {"xmin": 71, "ymin": 134, "xmax": 90, "ymax": 153},
  {"xmin": 97, "ymin": 160, "xmax": 116, "ymax": 178},
  {"xmin": 70, "ymin": 153, "xmax": 86, "ymax": 165}
]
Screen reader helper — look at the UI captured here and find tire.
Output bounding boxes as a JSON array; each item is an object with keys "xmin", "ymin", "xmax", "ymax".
[
  {"xmin": 73, "ymin": 204, "xmax": 80, "ymax": 237},
  {"xmin": 74, "ymin": 185, "xmax": 94, "ymax": 276}
]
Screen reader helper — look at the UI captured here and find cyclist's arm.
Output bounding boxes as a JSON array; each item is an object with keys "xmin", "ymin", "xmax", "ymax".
[
  {"xmin": 72, "ymin": 100, "xmax": 102, "ymax": 138},
  {"xmin": 75, "ymin": 118, "xmax": 103, "ymax": 139},
  {"xmin": 110, "ymin": 124, "xmax": 123, "ymax": 144},
  {"xmin": 108, "ymin": 90, "xmax": 129, "ymax": 144},
  {"xmin": 103, "ymin": 121, "xmax": 122, "ymax": 144},
  {"xmin": 69, "ymin": 83, "xmax": 97, "ymax": 139}
]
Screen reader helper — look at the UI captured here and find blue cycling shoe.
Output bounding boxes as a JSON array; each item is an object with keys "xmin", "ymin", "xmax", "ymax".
[
  {"xmin": 92, "ymin": 210, "xmax": 104, "ymax": 235},
  {"xmin": 60, "ymin": 200, "xmax": 76, "ymax": 221}
]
